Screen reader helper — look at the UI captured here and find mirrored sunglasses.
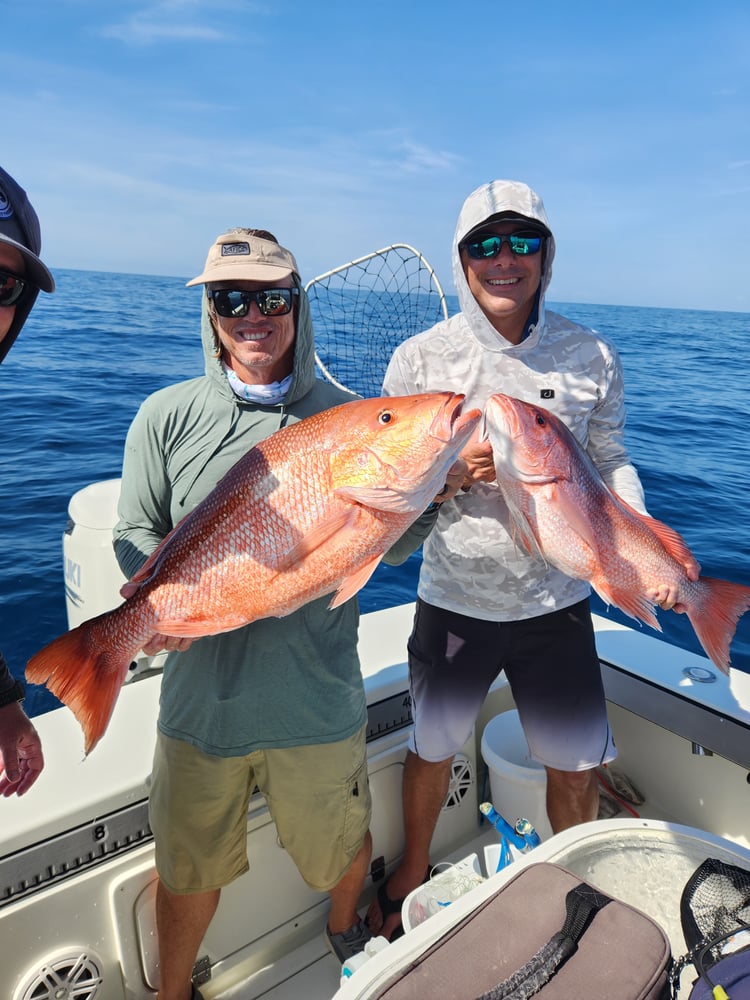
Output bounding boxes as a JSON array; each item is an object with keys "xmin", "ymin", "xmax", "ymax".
[
  {"xmin": 0, "ymin": 271, "xmax": 28, "ymax": 308},
  {"xmin": 463, "ymin": 234, "xmax": 543, "ymax": 259},
  {"xmin": 208, "ymin": 287, "xmax": 299, "ymax": 318}
]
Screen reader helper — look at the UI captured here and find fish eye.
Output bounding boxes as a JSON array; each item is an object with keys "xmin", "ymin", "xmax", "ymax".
[
  {"xmin": 535, "ymin": 413, "xmax": 546, "ymax": 426},
  {"xmin": 378, "ymin": 410, "xmax": 394, "ymax": 425}
]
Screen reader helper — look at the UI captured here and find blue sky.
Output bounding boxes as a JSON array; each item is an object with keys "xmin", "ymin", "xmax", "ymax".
[{"xmin": 3, "ymin": 1, "xmax": 750, "ymax": 311}]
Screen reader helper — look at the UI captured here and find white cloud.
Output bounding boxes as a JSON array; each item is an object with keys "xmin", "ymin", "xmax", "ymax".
[
  {"xmin": 100, "ymin": 18, "xmax": 224, "ymax": 45},
  {"xmin": 397, "ymin": 141, "xmax": 463, "ymax": 174},
  {"xmin": 98, "ymin": 0, "xmax": 262, "ymax": 45}
]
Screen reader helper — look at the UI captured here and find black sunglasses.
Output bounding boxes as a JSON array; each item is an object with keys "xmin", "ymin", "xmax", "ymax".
[
  {"xmin": 463, "ymin": 234, "xmax": 544, "ymax": 259},
  {"xmin": 208, "ymin": 287, "xmax": 299, "ymax": 318},
  {"xmin": 0, "ymin": 270, "xmax": 28, "ymax": 308}
]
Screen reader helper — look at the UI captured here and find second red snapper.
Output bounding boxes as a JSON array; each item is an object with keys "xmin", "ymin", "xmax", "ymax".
[
  {"xmin": 27, "ymin": 392, "xmax": 481, "ymax": 754},
  {"xmin": 483, "ymin": 392, "xmax": 750, "ymax": 677}
]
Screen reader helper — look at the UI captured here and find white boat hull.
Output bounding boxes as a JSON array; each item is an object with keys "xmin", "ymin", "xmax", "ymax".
[{"xmin": 4, "ymin": 597, "xmax": 750, "ymax": 999}]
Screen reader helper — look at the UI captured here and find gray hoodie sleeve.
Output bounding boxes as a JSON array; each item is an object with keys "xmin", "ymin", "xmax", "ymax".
[
  {"xmin": 584, "ymin": 339, "xmax": 648, "ymax": 514},
  {"xmin": 382, "ymin": 505, "xmax": 441, "ymax": 566},
  {"xmin": 113, "ymin": 399, "xmax": 174, "ymax": 580}
]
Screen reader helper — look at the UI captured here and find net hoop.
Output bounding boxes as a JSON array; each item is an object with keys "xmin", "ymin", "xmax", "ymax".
[{"xmin": 305, "ymin": 243, "xmax": 449, "ymax": 398}]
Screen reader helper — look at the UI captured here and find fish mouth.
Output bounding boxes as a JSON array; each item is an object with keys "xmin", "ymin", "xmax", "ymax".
[
  {"xmin": 481, "ymin": 393, "xmax": 521, "ymax": 442},
  {"xmin": 433, "ymin": 392, "xmax": 482, "ymax": 443},
  {"xmin": 485, "ymin": 393, "xmax": 558, "ymax": 484}
]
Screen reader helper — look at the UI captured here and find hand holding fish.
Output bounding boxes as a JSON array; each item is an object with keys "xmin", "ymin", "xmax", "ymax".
[
  {"xmin": 482, "ymin": 393, "xmax": 750, "ymax": 678},
  {"xmin": 433, "ymin": 457, "xmax": 470, "ymax": 504},
  {"xmin": 650, "ymin": 558, "xmax": 701, "ymax": 613},
  {"xmin": 459, "ymin": 434, "xmax": 496, "ymax": 489},
  {"xmin": 0, "ymin": 704, "xmax": 44, "ymax": 797},
  {"xmin": 143, "ymin": 634, "xmax": 195, "ymax": 656}
]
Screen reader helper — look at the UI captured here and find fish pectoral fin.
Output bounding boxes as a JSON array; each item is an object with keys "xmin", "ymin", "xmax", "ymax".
[
  {"xmin": 274, "ymin": 509, "xmax": 359, "ymax": 573},
  {"xmin": 498, "ymin": 491, "xmax": 546, "ymax": 562},
  {"xmin": 333, "ymin": 484, "xmax": 420, "ymax": 514},
  {"xmin": 510, "ymin": 514, "xmax": 545, "ymax": 561},
  {"xmin": 328, "ymin": 554, "xmax": 384, "ymax": 609},
  {"xmin": 552, "ymin": 483, "xmax": 600, "ymax": 555}
]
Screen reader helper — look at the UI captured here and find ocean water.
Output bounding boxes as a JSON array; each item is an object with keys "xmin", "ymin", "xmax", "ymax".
[{"xmin": 1, "ymin": 268, "xmax": 749, "ymax": 718}]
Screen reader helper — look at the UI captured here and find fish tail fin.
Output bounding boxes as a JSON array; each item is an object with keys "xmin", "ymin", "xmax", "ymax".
[
  {"xmin": 686, "ymin": 577, "xmax": 750, "ymax": 674},
  {"xmin": 26, "ymin": 615, "xmax": 135, "ymax": 755}
]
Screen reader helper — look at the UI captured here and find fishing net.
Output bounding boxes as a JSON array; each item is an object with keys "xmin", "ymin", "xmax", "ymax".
[
  {"xmin": 306, "ymin": 243, "xmax": 449, "ymax": 399},
  {"xmin": 672, "ymin": 857, "xmax": 750, "ymax": 998},
  {"xmin": 680, "ymin": 858, "xmax": 750, "ymax": 969}
]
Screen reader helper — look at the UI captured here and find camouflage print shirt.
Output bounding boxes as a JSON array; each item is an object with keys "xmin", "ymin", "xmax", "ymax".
[{"xmin": 382, "ymin": 179, "xmax": 646, "ymax": 622}]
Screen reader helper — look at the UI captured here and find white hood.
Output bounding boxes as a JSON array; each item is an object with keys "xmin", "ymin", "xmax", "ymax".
[{"xmin": 452, "ymin": 180, "xmax": 557, "ymax": 349}]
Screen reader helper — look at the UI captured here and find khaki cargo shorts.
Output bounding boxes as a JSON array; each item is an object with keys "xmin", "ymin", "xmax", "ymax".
[{"xmin": 149, "ymin": 725, "xmax": 371, "ymax": 894}]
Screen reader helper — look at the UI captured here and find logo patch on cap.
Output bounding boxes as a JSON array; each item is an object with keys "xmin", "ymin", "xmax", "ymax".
[
  {"xmin": 221, "ymin": 242, "xmax": 251, "ymax": 257},
  {"xmin": 0, "ymin": 186, "xmax": 13, "ymax": 220}
]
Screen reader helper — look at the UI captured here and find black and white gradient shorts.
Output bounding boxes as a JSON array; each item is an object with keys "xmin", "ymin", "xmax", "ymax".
[{"xmin": 406, "ymin": 597, "xmax": 616, "ymax": 770}]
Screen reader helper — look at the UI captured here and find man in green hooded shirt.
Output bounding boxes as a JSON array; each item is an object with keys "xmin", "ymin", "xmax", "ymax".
[{"xmin": 114, "ymin": 229, "xmax": 373, "ymax": 1000}]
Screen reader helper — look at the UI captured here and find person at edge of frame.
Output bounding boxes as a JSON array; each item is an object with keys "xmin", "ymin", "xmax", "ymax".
[{"xmin": 0, "ymin": 165, "xmax": 55, "ymax": 797}]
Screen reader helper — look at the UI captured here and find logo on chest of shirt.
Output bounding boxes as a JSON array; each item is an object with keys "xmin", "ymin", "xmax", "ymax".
[{"xmin": 540, "ymin": 389, "xmax": 555, "ymax": 400}]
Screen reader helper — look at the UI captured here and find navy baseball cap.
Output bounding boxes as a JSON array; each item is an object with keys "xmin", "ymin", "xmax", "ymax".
[{"xmin": 0, "ymin": 166, "xmax": 54, "ymax": 292}]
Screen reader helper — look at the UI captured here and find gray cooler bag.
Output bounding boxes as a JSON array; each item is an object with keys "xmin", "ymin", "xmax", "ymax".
[{"xmin": 372, "ymin": 862, "xmax": 672, "ymax": 999}]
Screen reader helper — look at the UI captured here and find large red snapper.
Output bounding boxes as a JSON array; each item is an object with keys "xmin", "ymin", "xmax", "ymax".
[
  {"xmin": 27, "ymin": 392, "xmax": 481, "ymax": 754},
  {"xmin": 483, "ymin": 392, "xmax": 750, "ymax": 676}
]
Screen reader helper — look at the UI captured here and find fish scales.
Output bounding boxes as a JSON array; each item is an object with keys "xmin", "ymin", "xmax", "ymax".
[
  {"xmin": 27, "ymin": 392, "xmax": 481, "ymax": 753},
  {"xmin": 483, "ymin": 392, "xmax": 750, "ymax": 690}
]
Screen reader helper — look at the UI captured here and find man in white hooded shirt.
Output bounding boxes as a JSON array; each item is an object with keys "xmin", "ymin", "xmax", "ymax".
[{"xmin": 367, "ymin": 179, "xmax": 697, "ymax": 940}]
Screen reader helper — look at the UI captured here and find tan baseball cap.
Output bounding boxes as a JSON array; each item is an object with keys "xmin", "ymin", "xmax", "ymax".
[{"xmin": 186, "ymin": 231, "xmax": 298, "ymax": 287}]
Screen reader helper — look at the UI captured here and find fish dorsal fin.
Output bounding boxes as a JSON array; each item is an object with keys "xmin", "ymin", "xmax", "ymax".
[
  {"xmin": 328, "ymin": 554, "xmax": 384, "ymax": 609},
  {"xmin": 125, "ymin": 534, "xmax": 171, "ymax": 589},
  {"xmin": 124, "ymin": 514, "xmax": 190, "ymax": 592},
  {"xmin": 613, "ymin": 495, "xmax": 697, "ymax": 567}
]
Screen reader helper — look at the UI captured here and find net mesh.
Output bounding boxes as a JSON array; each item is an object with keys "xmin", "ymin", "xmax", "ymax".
[
  {"xmin": 680, "ymin": 858, "xmax": 750, "ymax": 968},
  {"xmin": 306, "ymin": 243, "xmax": 449, "ymax": 399}
]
